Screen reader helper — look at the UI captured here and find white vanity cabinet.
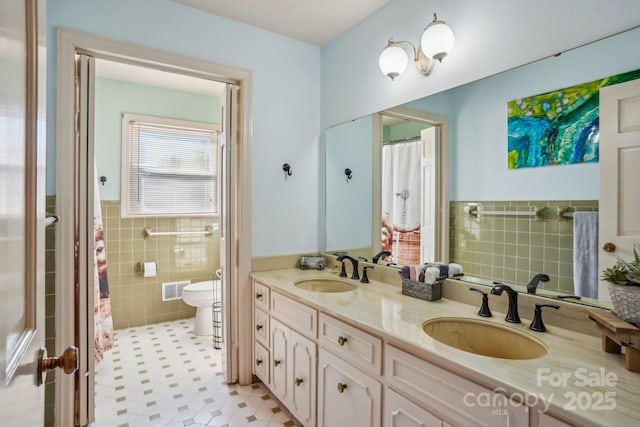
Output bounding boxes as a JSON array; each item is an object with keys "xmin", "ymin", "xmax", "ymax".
[
  {"xmin": 384, "ymin": 388, "xmax": 446, "ymax": 427},
  {"xmin": 270, "ymin": 317, "xmax": 317, "ymax": 426},
  {"xmin": 317, "ymin": 348, "xmax": 382, "ymax": 427},
  {"xmin": 253, "ymin": 281, "xmax": 317, "ymax": 426},
  {"xmin": 385, "ymin": 344, "xmax": 529, "ymax": 427}
]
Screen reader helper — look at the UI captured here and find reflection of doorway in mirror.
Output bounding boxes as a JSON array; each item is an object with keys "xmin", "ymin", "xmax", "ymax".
[{"xmin": 381, "ymin": 125, "xmax": 436, "ymax": 265}]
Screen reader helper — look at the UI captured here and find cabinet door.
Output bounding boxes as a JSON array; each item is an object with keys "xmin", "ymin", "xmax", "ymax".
[
  {"xmin": 289, "ymin": 330, "xmax": 316, "ymax": 427},
  {"xmin": 318, "ymin": 348, "xmax": 381, "ymax": 427},
  {"xmin": 270, "ymin": 318, "xmax": 289, "ymax": 402},
  {"xmin": 384, "ymin": 388, "xmax": 443, "ymax": 427}
]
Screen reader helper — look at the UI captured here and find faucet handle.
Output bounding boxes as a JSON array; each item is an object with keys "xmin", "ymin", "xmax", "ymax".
[
  {"xmin": 529, "ymin": 304, "xmax": 560, "ymax": 332},
  {"xmin": 338, "ymin": 261, "xmax": 348, "ymax": 278},
  {"xmin": 361, "ymin": 266, "xmax": 374, "ymax": 283},
  {"xmin": 469, "ymin": 288, "xmax": 492, "ymax": 317}
]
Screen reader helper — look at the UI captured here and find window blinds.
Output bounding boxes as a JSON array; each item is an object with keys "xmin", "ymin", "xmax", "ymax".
[{"xmin": 122, "ymin": 115, "xmax": 220, "ymax": 217}]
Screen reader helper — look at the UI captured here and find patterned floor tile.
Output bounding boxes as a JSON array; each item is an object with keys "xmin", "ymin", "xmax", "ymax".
[{"xmin": 90, "ymin": 318, "xmax": 297, "ymax": 427}]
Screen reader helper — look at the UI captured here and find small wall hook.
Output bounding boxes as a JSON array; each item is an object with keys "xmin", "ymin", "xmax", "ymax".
[
  {"xmin": 282, "ymin": 163, "xmax": 292, "ymax": 179},
  {"xmin": 99, "ymin": 176, "xmax": 107, "ymax": 186},
  {"xmin": 344, "ymin": 168, "xmax": 353, "ymax": 182}
]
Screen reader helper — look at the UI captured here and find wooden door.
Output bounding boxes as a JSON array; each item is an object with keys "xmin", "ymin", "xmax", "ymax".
[
  {"xmin": 270, "ymin": 318, "xmax": 289, "ymax": 402},
  {"xmin": 0, "ymin": 0, "xmax": 48, "ymax": 425},
  {"xmin": 599, "ymin": 79, "xmax": 640, "ymax": 300}
]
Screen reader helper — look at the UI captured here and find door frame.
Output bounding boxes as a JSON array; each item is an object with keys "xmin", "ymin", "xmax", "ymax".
[
  {"xmin": 373, "ymin": 106, "xmax": 450, "ymax": 263},
  {"xmin": 55, "ymin": 28, "xmax": 254, "ymax": 426}
]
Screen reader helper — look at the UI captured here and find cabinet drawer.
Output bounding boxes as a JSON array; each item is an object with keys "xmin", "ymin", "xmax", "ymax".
[
  {"xmin": 385, "ymin": 345, "xmax": 529, "ymax": 427},
  {"xmin": 318, "ymin": 313, "xmax": 382, "ymax": 376},
  {"xmin": 271, "ymin": 291, "xmax": 317, "ymax": 339},
  {"xmin": 254, "ymin": 341, "xmax": 269, "ymax": 384},
  {"xmin": 254, "ymin": 281, "xmax": 270, "ymax": 312},
  {"xmin": 254, "ymin": 308, "xmax": 270, "ymax": 347}
]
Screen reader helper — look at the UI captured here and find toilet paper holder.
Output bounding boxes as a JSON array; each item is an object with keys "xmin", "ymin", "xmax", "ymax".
[{"xmin": 139, "ymin": 261, "xmax": 159, "ymax": 277}]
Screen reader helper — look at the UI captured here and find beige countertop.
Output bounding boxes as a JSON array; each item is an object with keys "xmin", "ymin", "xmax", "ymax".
[{"xmin": 251, "ymin": 268, "xmax": 640, "ymax": 427}]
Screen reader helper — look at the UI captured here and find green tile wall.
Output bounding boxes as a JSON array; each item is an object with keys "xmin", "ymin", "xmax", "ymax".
[
  {"xmin": 450, "ymin": 200, "xmax": 598, "ymax": 294},
  {"xmin": 101, "ymin": 201, "xmax": 220, "ymax": 329}
]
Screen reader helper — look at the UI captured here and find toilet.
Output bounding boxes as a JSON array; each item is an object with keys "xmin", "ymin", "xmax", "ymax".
[{"xmin": 182, "ymin": 279, "xmax": 220, "ymax": 335}]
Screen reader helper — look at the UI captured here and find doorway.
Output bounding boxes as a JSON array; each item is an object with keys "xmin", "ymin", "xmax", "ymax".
[
  {"xmin": 373, "ymin": 107, "xmax": 450, "ymax": 264},
  {"xmin": 55, "ymin": 29, "xmax": 253, "ymax": 426}
]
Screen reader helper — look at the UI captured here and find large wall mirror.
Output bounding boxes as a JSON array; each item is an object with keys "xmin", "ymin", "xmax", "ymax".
[{"xmin": 323, "ymin": 26, "xmax": 640, "ymax": 308}]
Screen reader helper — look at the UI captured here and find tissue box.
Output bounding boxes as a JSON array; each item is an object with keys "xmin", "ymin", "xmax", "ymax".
[{"xmin": 401, "ymin": 278, "xmax": 442, "ymax": 301}]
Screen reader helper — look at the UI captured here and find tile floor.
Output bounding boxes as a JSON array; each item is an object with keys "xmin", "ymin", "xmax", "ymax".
[{"xmin": 92, "ymin": 318, "xmax": 299, "ymax": 427}]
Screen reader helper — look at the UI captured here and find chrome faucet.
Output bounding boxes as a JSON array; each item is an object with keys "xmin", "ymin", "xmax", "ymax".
[
  {"xmin": 527, "ymin": 273, "xmax": 550, "ymax": 294},
  {"xmin": 490, "ymin": 283, "xmax": 521, "ymax": 323},
  {"xmin": 337, "ymin": 254, "xmax": 360, "ymax": 281},
  {"xmin": 372, "ymin": 250, "xmax": 392, "ymax": 264}
]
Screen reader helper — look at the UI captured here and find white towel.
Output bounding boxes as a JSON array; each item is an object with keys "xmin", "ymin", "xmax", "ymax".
[
  {"xmin": 573, "ymin": 212, "xmax": 598, "ymax": 299},
  {"xmin": 424, "ymin": 267, "xmax": 441, "ymax": 285}
]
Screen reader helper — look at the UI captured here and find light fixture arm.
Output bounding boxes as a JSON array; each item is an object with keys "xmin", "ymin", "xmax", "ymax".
[{"xmin": 385, "ymin": 38, "xmax": 435, "ymax": 77}]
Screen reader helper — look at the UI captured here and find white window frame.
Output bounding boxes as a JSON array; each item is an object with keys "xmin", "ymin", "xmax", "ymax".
[{"xmin": 120, "ymin": 112, "xmax": 220, "ymax": 218}]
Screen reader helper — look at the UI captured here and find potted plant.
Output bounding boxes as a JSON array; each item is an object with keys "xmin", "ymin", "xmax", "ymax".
[{"xmin": 601, "ymin": 242, "xmax": 640, "ymax": 324}]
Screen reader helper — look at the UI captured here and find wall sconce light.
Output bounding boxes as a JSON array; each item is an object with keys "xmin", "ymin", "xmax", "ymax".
[
  {"xmin": 379, "ymin": 13, "xmax": 455, "ymax": 81},
  {"xmin": 344, "ymin": 168, "xmax": 353, "ymax": 182},
  {"xmin": 282, "ymin": 163, "xmax": 292, "ymax": 179}
]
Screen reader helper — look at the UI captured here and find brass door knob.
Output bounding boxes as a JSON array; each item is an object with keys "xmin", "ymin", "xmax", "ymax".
[
  {"xmin": 256, "ymin": 358, "xmax": 263, "ymax": 366},
  {"xmin": 256, "ymin": 324, "xmax": 263, "ymax": 331},
  {"xmin": 337, "ymin": 383, "xmax": 348, "ymax": 393},
  {"xmin": 294, "ymin": 377, "xmax": 303, "ymax": 386},
  {"xmin": 37, "ymin": 346, "xmax": 78, "ymax": 386},
  {"xmin": 603, "ymin": 242, "xmax": 616, "ymax": 253},
  {"xmin": 255, "ymin": 292, "xmax": 263, "ymax": 300},
  {"xmin": 273, "ymin": 359, "xmax": 281, "ymax": 367},
  {"xmin": 337, "ymin": 336, "xmax": 348, "ymax": 346}
]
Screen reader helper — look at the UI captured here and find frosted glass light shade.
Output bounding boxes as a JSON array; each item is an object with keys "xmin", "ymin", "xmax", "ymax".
[
  {"xmin": 421, "ymin": 21, "xmax": 455, "ymax": 62},
  {"xmin": 379, "ymin": 45, "xmax": 409, "ymax": 80}
]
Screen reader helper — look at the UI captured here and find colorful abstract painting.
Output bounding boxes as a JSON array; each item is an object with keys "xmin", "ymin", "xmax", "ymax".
[{"xmin": 507, "ymin": 69, "xmax": 640, "ymax": 169}]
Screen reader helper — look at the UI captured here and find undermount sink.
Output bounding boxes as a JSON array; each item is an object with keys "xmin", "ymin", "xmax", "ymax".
[
  {"xmin": 422, "ymin": 317, "xmax": 548, "ymax": 360},
  {"xmin": 294, "ymin": 278, "xmax": 357, "ymax": 293}
]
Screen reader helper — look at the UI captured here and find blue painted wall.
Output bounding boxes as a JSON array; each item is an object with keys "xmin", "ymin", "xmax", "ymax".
[
  {"xmin": 47, "ymin": 0, "xmax": 321, "ymax": 256},
  {"xmin": 94, "ymin": 77, "xmax": 220, "ymax": 201}
]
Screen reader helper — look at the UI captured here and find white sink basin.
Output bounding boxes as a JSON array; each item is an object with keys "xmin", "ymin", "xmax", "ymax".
[
  {"xmin": 294, "ymin": 278, "xmax": 357, "ymax": 293},
  {"xmin": 422, "ymin": 317, "xmax": 547, "ymax": 360}
]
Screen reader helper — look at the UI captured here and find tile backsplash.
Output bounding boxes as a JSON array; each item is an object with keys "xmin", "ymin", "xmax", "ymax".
[
  {"xmin": 101, "ymin": 201, "xmax": 220, "ymax": 329},
  {"xmin": 449, "ymin": 200, "xmax": 598, "ymax": 294}
]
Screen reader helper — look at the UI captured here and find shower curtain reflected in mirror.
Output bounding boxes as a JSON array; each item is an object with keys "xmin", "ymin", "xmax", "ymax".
[
  {"xmin": 94, "ymin": 169, "xmax": 113, "ymax": 363},
  {"xmin": 381, "ymin": 139, "xmax": 422, "ymax": 265}
]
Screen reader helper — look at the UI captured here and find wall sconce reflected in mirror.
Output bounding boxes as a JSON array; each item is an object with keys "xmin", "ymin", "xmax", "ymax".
[
  {"xmin": 344, "ymin": 168, "xmax": 353, "ymax": 182},
  {"xmin": 379, "ymin": 13, "xmax": 455, "ymax": 81},
  {"xmin": 282, "ymin": 163, "xmax": 293, "ymax": 179}
]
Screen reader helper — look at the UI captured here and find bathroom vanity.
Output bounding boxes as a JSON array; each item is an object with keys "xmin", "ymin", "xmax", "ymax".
[{"xmin": 251, "ymin": 268, "xmax": 640, "ymax": 427}]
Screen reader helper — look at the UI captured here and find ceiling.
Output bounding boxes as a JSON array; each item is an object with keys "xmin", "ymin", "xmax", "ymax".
[{"xmin": 173, "ymin": 0, "xmax": 390, "ymax": 46}]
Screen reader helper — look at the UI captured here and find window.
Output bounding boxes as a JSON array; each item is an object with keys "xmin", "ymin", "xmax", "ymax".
[{"xmin": 121, "ymin": 113, "xmax": 220, "ymax": 217}]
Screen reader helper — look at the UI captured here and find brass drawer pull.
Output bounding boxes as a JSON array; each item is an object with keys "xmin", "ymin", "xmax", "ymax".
[
  {"xmin": 295, "ymin": 377, "xmax": 303, "ymax": 386},
  {"xmin": 337, "ymin": 383, "xmax": 348, "ymax": 393},
  {"xmin": 256, "ymin": 324, "xmax": 263, "ymax": 331},
  {"xmin": 255, "ymin": 292, "xmax": 263, "ymax": 300},
  {"xmin": 256, "ymin": 358, "xmax": 263, "ymax": 366},
  {"xmin": 273, "ymin": 359, "xmax": 281, "ymax": 367},
  {"xmin": 337, "ymin": 336, "xmax": 348, "ymax": 346}
]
